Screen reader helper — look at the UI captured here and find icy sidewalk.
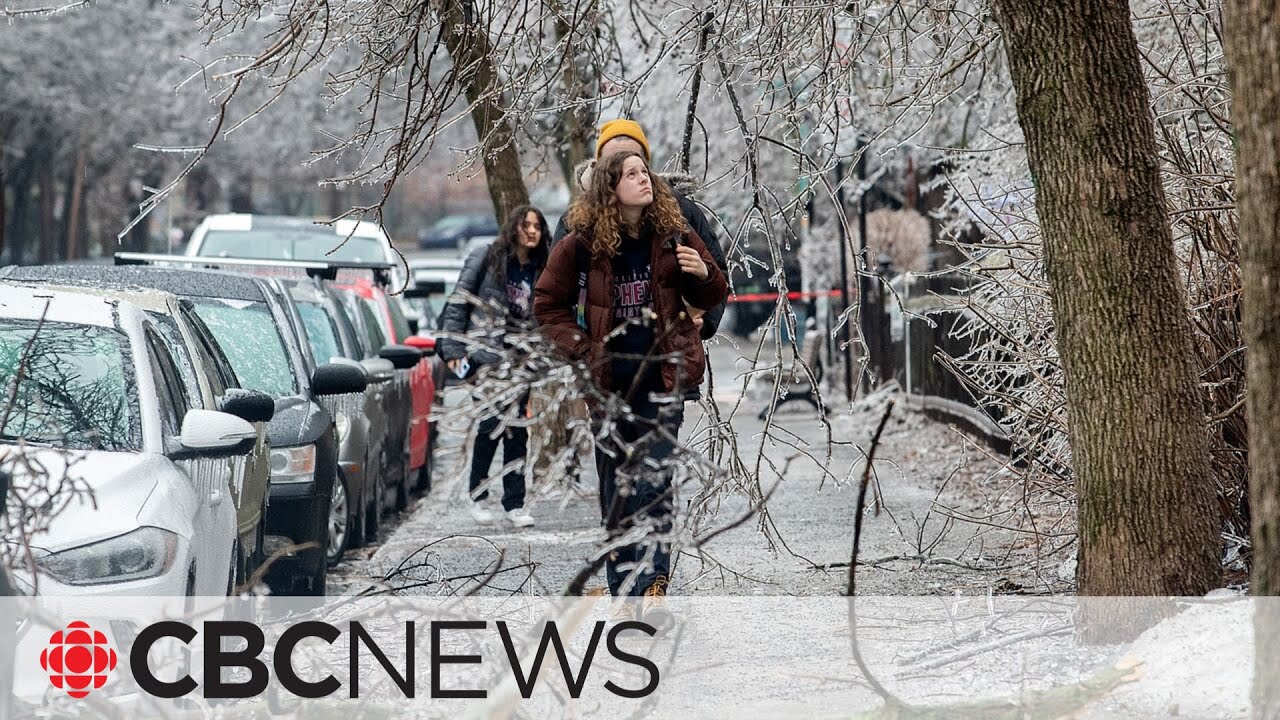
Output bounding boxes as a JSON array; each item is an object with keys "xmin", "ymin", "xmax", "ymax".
[{"xmin": 326, "ymin": 334, "xmax": 1044, "ymax": 599}]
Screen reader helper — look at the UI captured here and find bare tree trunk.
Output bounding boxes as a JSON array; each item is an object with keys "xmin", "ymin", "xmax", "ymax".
[
  {"xmin": 1223, "ymin": 2, "xmax": 1280, "ymax": 715},
  {"xmin": 440, "ymin": 0, "xmax": 529, "ymax": 224},
  {"xmin": 990, "ymin": 0, "xmax": 1220, "ymax": 618},
  {"xmin": 64, "ymin": 146, "xmax": 86, "ymax": 261}
]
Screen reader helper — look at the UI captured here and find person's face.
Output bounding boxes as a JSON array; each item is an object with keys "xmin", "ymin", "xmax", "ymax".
[
  {"xmin": 614, "ymin": 155, "xmax": 654, "ymax": 209},
  {"xmin": 517, "ymin": 210, "xmax": 542, "ymax": 249},
  {"xmin": 601, "ymin": 136, "xmax": 646, "ymax": 160}
]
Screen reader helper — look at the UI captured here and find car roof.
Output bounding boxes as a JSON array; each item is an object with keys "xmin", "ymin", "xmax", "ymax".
[
  {"xmin": 197, "ymin": 213, "xmax": 386, "ymax": 239},
  {"xmin": 2, "ymin": 278, "xmax": 182, "ymax": 315},
  {"xmin": 0, "ymin": 264, "xmax": 269, "ymax": 303},
  {"xmin": 0, "ymin": 282, "xmax": 134, "ymax": 328}
]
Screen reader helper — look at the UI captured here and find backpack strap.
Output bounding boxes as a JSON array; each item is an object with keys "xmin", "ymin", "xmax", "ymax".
[{"xmin": 574, "ymin": 235, "xmax": 590, "ymax": 330}]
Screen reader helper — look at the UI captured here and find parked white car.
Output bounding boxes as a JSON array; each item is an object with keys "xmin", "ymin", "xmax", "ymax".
[
  {"xmin": 0, "ymin": 273, "xmax": 277, "ymax": 587},
  {"xmin": 184, "ymin": 213, "xmax": 409, "ymax": 290},
  {"xmin": 0, "ymin": 284, "xmax": 257, "ymax": 597}
]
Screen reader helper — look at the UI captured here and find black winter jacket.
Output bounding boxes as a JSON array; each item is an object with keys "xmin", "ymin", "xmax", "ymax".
[{"xmin": 437, "ymin": 241, "xmax": 544, "ymax": 365}]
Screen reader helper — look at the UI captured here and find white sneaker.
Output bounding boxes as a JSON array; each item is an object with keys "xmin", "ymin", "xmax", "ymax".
[
  {"xmin": 469, "ymin": 503, "xmax": 497, "ymax": 524},
  {"xmin": 506, "ymin": 508, "xmax": 535, "ymax": 528}
]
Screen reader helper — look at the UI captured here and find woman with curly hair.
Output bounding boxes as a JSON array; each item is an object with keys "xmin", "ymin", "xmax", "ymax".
[
  {"xmin": 439, "ymin": 204, "xmax": 550, "ymax": 528},
  {"xmin": 533, "ymin": 151, "xmax": 727, "ymax": 618}
]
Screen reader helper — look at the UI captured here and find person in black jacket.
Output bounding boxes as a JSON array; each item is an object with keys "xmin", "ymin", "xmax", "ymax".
[
  {"xmin": 553, "ymin": 119, "xmax": 728, "ymax": 341},
  {"xmin": 438, "ymin": 205, "xmax": 549, "ymax": 528}
]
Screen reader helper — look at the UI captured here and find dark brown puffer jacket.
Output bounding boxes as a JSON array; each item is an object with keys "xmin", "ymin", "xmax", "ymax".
[{"xmin": 533, "ymin": 228, "xmax": 727, "ymax": 396}]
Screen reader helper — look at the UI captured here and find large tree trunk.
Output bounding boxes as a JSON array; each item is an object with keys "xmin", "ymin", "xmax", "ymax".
[
  {"xmin": 440, "ymin": 0, "xmax": 529, "ymax": 225},
  {"xmin": 990, "ymin": 0, "xmax": 1220, "ymax": 610},
  {"xmin": 1223, "ymin": 2, "xmax": 1280, "ymax": 716}
]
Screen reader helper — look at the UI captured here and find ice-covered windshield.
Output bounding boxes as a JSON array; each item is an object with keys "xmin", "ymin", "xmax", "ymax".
[
  {"xmin": 198, "ymin": 229, "xmax": 385, "ymax": 263},
  {"xmin": 0, "ymin": 320, "xmax": 140, "ymax": 451},
  {"xmin": 297, "ymin": 302, "xmax": 342, "ymax": 366},
  {"xmin": 191, "ymin": 299, "xmax": 298, "ymax": 397}
]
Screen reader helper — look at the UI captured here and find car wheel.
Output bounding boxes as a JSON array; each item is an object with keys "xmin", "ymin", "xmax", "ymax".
[{"xmin": 326, "ymin": 471, "xmax": 352, "ymax": 568}]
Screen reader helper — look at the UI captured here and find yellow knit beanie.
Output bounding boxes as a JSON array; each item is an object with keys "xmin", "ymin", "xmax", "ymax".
[{"xmin": 595, "ymin": 119, "xmax": 651, "ymax": 161}]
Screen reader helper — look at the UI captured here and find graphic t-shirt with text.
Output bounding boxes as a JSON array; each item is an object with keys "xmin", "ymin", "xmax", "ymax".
[{"xmin": 608, "ymin": 237, "xmax": 656, "ymax": 387}]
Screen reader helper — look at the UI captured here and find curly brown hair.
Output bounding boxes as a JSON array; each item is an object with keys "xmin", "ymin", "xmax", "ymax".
[{"xmin": 565, "ymin": 151, "xmax": 685, "ymax": 257}]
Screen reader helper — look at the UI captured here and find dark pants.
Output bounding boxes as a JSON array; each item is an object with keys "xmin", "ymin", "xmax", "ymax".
[
  {"xmin": 595, "ymin": 388, "xmax": 684, "ymax": 597},
  {"xmin": 469, "ymin": 394, "xmax": 529, "ymax": 511}
]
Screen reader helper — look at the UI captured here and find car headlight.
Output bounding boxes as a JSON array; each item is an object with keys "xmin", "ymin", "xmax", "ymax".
[
  {"xmin": 334, "ymin": 413, "xmax": 350, "ymax": 444},
  {"xmin": 269, "ymin": 445, "xmax": 316, "ymax": 484},
  {"xmin": 37, "ymin": 527, "xmax": 178, "ymax": 586}
]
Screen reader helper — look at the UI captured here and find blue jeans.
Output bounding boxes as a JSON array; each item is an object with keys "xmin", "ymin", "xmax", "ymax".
[{"xmin": 595, "ymin": 388, "xmax": 684, "ymax": 596}]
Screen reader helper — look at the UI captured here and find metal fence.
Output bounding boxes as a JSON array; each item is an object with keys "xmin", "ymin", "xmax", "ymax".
[{"xmin": 860, "ymin": 271, "xmax": 1009, "ymax": 449}]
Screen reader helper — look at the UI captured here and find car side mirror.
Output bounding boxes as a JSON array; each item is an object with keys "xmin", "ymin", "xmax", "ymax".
[
  {"xmin": 360, "ymin": 358, "xmax": 395, "ymax": 384},
  {"xmin": 404, "ymin": 335, "xmax": 436, "ymax": 356},
  {"xmin": 312, "ymin": 363, "xmax": 369, "ymax": 396},
  {"xmin": 179, "ymin": 409, "xmax": 257, "ymax": 451},
  {"xmin": 219, "ymin": 389, "xmax": 275, "ymax": 424},
  {"xmin": 379, "ymin": 344, "xmax": 422, "ymax": 370}
]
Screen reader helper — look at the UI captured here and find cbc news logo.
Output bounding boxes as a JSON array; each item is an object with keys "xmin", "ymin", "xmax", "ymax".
[{"xmin": 39, "ymin": 621, "xmax": 119, "ymax": 699}]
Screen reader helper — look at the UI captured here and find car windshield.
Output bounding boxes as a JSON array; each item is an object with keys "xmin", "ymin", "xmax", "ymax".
[
  {"xmin": 191, "ymin": 299, "xmax": 298, "ymax": 397},
  {"xmin": 297, "ymin": 302, "xmax": 343, "ymax": 366},
  {"xmin": 0, "ymin": 320, "xmax": 140, "ymax": 451},
  {"xmin": 199, "ymin": 229, "xmax": 385, "ymax": 263}
]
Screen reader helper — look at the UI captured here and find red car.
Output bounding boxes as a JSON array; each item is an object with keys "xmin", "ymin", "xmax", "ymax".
[{"xmin": 335, "ymin": 276, "xmax": 437, "ymax": 497}]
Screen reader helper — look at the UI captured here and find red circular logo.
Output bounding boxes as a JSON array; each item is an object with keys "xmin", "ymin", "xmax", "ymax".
[{"xmin": 39, "ymin": 621, "xmax": 118, "ymax": 699}]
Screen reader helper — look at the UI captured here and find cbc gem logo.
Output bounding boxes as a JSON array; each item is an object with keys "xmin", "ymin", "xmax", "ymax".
[{"xmin": 39, "ymin": 621, "xmax": 119, "ymax": 699}]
